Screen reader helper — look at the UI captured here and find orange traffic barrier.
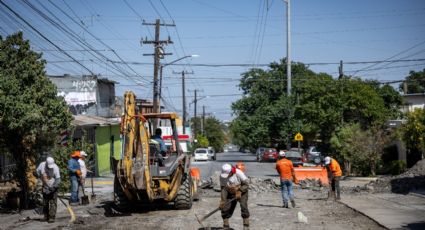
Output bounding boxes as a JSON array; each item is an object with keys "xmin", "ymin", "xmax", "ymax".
[
  {"xmin": 190, "ymin": 167, "xmax": 201, "ymax": 180},
  {"xmin": 235, "ymin": 162, "xmax": 246, "ymax": 172},
  {"xmin": 294, "ymin": 166, "xmax": 329, "ymax": 185}
]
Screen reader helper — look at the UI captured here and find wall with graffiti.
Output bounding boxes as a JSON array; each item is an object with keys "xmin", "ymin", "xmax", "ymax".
[{"xmin": 49, "ymin": 75, "xmax": 116, "ymax": 118}]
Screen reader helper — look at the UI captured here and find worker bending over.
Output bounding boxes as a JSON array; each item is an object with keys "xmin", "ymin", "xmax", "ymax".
[
  {"xmin": 219, "ymin": 163, "xmax": 250, "ymax": 230},
  {"xmin": 324, "ymin": 156, "xmax": 342, "ymax": 200}
]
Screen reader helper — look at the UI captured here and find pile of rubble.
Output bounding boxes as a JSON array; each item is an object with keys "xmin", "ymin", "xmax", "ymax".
[{"xmin": 367, "ymin": 159, "xmax": 425, "ymax": 194}]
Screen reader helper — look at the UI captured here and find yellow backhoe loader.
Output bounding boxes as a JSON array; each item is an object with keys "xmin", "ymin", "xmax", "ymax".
[{"xmin": 111, "ymin": 91, "xmax": 197, "ymax": 210}]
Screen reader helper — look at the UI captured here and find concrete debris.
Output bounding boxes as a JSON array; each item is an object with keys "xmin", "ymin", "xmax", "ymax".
[{"xmin": 367, "ymin": 159, "xmax": 425, "ymax": 194}]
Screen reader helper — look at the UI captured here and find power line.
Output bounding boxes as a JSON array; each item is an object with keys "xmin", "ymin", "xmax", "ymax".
[{"xmin": 0, "ymin": 0, "xmax": 94, "ymax": 74}]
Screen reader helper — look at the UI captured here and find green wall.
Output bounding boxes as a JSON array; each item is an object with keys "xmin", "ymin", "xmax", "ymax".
[{"xmin": 95, "ymin": 125, "xmax": 121, "ymax": 176}]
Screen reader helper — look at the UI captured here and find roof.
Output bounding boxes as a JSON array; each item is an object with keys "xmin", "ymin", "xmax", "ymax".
[{"xmin": 72, "ymin": 115, "xmax": 120, "ymax": 127}]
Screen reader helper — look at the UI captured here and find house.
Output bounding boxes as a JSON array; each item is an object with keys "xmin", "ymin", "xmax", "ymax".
[
  {"xmin": 49, "ymin": 75, "xmax": 121, "ymax": 176},
  {"xmin": 49, "ymin": 75, "xmax": 118, "ymax": 117},
  {"xmin": 72, "ymin": 115, "xmax": 121, "ymax": 176},
  {"xmin": 401, "ymin": 93, "xmax": 425, "ymax": 113}
]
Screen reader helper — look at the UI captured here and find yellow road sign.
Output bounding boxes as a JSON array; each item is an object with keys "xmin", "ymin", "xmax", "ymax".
[{"xmin": 294, "ymin": 132, "xmax": 303, "ymax": 141}]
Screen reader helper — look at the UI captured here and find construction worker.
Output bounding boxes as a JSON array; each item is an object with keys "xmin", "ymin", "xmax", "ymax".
[
  {"xmin": 324, "ymin": 156, "xmax": 342, "ymax": 200},
  {"xmin": 36, "ymin": 156, "xmax": 60, "ymax": 223},
  {"xmin": 68, "ymin": 151, "xmax": 81, "ymax": 205},
  {"xmin": 219, "ymin": 163, "xmax": 250, "ymax": 230},
  {"xmin": 276, "ymin": 150, "xmax": 297, "ymax": 208},
  {"xmin": 152, "ymin": 128, "xmax": 167, "ymax": 154},
  {"xmin": 78, "ymin": 151, "xmax": 88, "ymax": 197}
]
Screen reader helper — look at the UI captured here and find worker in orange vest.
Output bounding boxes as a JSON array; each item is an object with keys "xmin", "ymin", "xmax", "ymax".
[
  {"xmin": 275, "ymin": 150, "xmax": 297, "ymax": 208},
  {"xmin": 324, "ymin": 156, "xmax": 342, "ymax": 200}
]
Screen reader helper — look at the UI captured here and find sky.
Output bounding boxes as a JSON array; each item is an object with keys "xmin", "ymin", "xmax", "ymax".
[{"xmin": 1, "ymin": 0, "xmax": 425, "ymax": 122}]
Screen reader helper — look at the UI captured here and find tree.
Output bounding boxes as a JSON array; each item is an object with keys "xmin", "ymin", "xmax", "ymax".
[
  {"xmin": 399, "ymin": 69, "xmax": 425, "ymax": 94},
  {"xmin": 204, "ymin": 117, "xmax": 225, "ymax": 152},
  {"xmin": 0, "ymin": 32, "xmax": 72, "ymax": 208},
  {"xmin": 402, "ymin": 108, "xmax": 425, "ymax": 166}
]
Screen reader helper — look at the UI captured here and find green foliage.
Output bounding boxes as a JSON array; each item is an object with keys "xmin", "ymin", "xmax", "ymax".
[
  {"xmin": 402, "ymin": 108, "xmax": 425, "ymax": 157},
  {"xmin": 388, "ymin": 160, "xmax": 407, "ymax": 175},
  {"xmin": 204, "ymin": 117, "xmax": 225, "ymax": 152},
  {"xmin": 330, "ymin": 123, "xmax": 390, "ymax": 176},
  {"xmin": 194, "ymin": 135, "xmax": 209, "ymax": 148},
  {"xmin": 399, "ymin": 69, "xmax": 425, "ymax": 94},
  {"xmin": 0, "ymin": 32, "xmax": 72, "ymax": 206},
  {"xmin": 231, "ymin": 59, "xmax": 399, "ymax": 153}
]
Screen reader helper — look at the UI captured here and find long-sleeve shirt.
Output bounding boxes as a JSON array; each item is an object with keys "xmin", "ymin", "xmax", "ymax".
[
  {"xmin": 68, "ymin": 158, "xmax": 81, "ymax": 176},
  {"xmin": 78, "ymin": 158, "xmax": 87, "ymax": 179},
  {"xmin": 36, "ymin": 161, "xmax": 61, "ymax": 188}
]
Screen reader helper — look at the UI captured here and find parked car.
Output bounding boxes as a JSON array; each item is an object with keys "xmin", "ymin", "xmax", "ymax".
[
  {"xmin": 255, "ymin": 147, "xmax": 266, "ymax": 161},
  {"xmin": 306, "ymin": 146, "xmax": 322, "ymax": 164},
  {"xmin": 285, "ymin": 150, "xmax": 304, "ymax": 167},
  {"xmin": 207, "ymin": 148, "xmax": 216, "ymax": 161},
  {"xmin": 259, "ymin": 148, "xmax": 278, "ymax": 162},
  {"xmin": 194, "ymin": 148, "xmax": 209, "ymax": 161}
]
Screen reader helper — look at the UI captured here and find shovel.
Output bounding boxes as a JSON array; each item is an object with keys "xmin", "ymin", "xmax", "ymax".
[
  {"xmin": 81, "ymin": 183, "xmax": 89, "ymax": 205},
  {"xmin": 90, "ymin": 173, "xmax": 96, "ymax": 202},
  {"xmin": 195, "ymin": 198, "xmax": 236, "ymax": 227}
]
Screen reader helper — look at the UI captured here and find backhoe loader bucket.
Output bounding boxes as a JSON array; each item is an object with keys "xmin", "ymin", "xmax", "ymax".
[{"xmin": 294, "ymin": 166, "xmax": 329, "ymax": 185}]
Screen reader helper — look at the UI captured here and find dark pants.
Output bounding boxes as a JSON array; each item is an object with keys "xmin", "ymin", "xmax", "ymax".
[
  {"xmin": 221, "ymin": 191, "xmax": 250, "ymax": 219},
  {"xmin": 331, "ymin": 176, "xmax": 341, "ymax": 199},
  {"xmin": 43, "ymin": 191, "xmax": 57, "ymax": 221}
]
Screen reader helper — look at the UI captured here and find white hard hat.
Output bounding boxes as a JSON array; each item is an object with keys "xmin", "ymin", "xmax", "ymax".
[
  {"xmin": 324, "ymin": 156, "xmax": 331, "ymax": 165},
  {"xmin": 80, "ymin": 151, "xmax": 87, "ymax": 157},
  {"xmin": 279, "ymin": 150, "xmax": 286, "ymax": 157},
  {"xmin": 46, "ymin": 157, "xmax": 54, "ymax": 168},
  {"xmin": 220, "ymin": 163, "xmax": 232, "ymax": 178}
]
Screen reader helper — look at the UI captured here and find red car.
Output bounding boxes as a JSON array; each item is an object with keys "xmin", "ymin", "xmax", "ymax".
[{"xmin": 260, "ymin": 148, "xmax": 278, "ymax": 162}]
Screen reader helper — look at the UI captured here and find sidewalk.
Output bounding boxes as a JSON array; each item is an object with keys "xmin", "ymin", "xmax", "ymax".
[{"xmin": 341, "ymin": 193, "xmax": 425, "ymax": 229}]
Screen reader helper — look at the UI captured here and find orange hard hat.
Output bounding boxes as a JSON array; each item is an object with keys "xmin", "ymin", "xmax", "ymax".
[
  {"xmin": 71, "ymin": 150, "xmax": 80, "ymax": 158},
  {"xmin": 235, "ymin": 162, "xmax": 246, "ymax": 172}
]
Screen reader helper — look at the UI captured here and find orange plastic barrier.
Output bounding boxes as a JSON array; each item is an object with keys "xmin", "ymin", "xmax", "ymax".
[
  {"xmin": 190, "ymin": 167, "xmax": 201, "ymax": 180},
  {"xmin": 294, "ymin": 166, "xmax": 329, "ymax": 185}
]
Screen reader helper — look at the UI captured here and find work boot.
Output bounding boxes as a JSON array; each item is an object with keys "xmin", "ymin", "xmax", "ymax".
[
  {"xmin": 223, "ymin": 218, "xmax": 230, "ymax": 229},
  {"xmin": 283, "ymin": 202, "xmax": 289, "ymax": 208},
  {"xmin": 291, "ymin": 199, "xmax": 296, "ymax": 208},
  {"xmin": 243, "ymin": 218, "xmax": 249, "ymax": 230}
]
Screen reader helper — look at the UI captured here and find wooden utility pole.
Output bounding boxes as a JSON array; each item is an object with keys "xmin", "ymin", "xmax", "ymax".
[
  {"xmin": 202, "ymin": 105, "xmax": 205, "ymax": 135},
  {"xmin": 173, "ymin": 71, "xmax": 194, "ymax": 134},
  {"xmin": 142, "ymin": 19, "xmax": 174, "ymax": 115}
]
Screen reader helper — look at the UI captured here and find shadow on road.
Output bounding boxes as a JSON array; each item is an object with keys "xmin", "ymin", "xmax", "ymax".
[
  {"xmin": 402, "ymin": 221, "xmax": 425, "ymax": 230},
  {"xmin": 256, "ymin": 203, "xmax": 282, "ymax": 208}
]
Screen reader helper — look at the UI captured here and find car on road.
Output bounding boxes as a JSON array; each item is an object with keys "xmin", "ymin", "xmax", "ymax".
[
  {"xmin": 258, "ymin": 148, "xmax": 278, "ymax": 162},
  {"xmin": 284, "ymin": 150, "xmax": 304, "ymax": 167},
  {"xmin": 194, "ymin": 148, "xmax": 209, "ymax": 161},
  {"xmin": 207, "ymin": 148, "xmax": 216, "ymax": 161},
  {"xmin": 306, "ymin": 146, "xmax": 322, "ymax": 164}
]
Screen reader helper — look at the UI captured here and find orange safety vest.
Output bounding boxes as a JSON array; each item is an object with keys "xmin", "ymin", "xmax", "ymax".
[
  {"xmin": 329, "ymin": 159, "xmax": 342, "ymax": 177},
  {"xmin": 276, "ymin": 158, "xmax": 294, "ymax": 180}
]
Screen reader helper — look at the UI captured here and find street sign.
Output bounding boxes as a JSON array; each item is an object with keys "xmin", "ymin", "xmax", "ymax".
[{"xmin": 294, "ymin": 132, "xmax": 303, "ymax": 141}]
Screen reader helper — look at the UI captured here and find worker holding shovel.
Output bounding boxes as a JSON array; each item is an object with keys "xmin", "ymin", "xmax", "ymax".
[
  {"xmin": 324, "ymin": 156, "xmax": 342, "ymax": 200},
  {"xmin": 36, "ymin": 156, "xmax": 61, "ymax": 223},
  {"xmin": 219, "ymin": 163, "xmax": 250, "ymax": 230},
  {"xmin": 78, "ymin": 151, "xmax": 90, "ymax": 205}
]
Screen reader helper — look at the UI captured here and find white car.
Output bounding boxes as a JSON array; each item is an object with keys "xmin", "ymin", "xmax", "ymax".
[{"xmin": 194, "ymin": 148, "xmax": 209, "ymax": 161}]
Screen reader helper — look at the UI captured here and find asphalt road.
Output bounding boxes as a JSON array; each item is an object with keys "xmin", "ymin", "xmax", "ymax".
[{"xmin": 192, "ymin": 151, "xmax": 279, "ymax": 180}]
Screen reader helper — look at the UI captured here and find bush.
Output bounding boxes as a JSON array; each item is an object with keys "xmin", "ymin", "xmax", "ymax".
[{"xmin": 388, "ymin": 160, "xmax": 407, "ymax": 175}]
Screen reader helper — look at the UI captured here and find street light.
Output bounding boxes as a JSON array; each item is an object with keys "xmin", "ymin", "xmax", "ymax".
[{"xmin": 159, "ymin": 54, "xmax": 198, "ymax": 111}]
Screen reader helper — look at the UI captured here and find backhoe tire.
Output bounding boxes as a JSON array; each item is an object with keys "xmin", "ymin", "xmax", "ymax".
[
  {"xmin": 114, "ymin": 176, "xmax": 129, "ymax": 211},
  {"xmin": 174, "ymin": 174, "xmax": 193, "ymax": 210}
]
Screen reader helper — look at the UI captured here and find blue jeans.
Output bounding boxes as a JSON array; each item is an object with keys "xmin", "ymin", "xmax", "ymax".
[
  {"xmin": 70, "ymin": 175, "xmax": 79, "ymax": 203},
  {"xmin": 280, "ymin": 179, "xmax": 294, "ymax": 204}
]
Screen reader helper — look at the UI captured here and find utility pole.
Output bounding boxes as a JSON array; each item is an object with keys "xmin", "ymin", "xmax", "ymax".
[
  {"xmin": 142, "ymin": 19, "xmax": 174, "ymax": 115},
  {"xmin": 285, "ymin": 0, "xmax": 291, "ymax": 96},
  {"xmin": 193, "ymin": 90, "xmax": 198, "ymax": 138},
  {"xmin": 173, "ymin": 70, "xmax": 194, "ymax": 134},
  {"xmin": 339, "ymin": 60, "xmax": 344, "ymax": 79},
  {"xmin": 202, "ymin": 105, "xmax": 205, "ymax": 135}
]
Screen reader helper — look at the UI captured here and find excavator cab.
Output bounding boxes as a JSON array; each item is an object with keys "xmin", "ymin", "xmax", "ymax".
[{"xmin": 112, "ymin": 92, "xmax": 196, "ymax": 210}]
